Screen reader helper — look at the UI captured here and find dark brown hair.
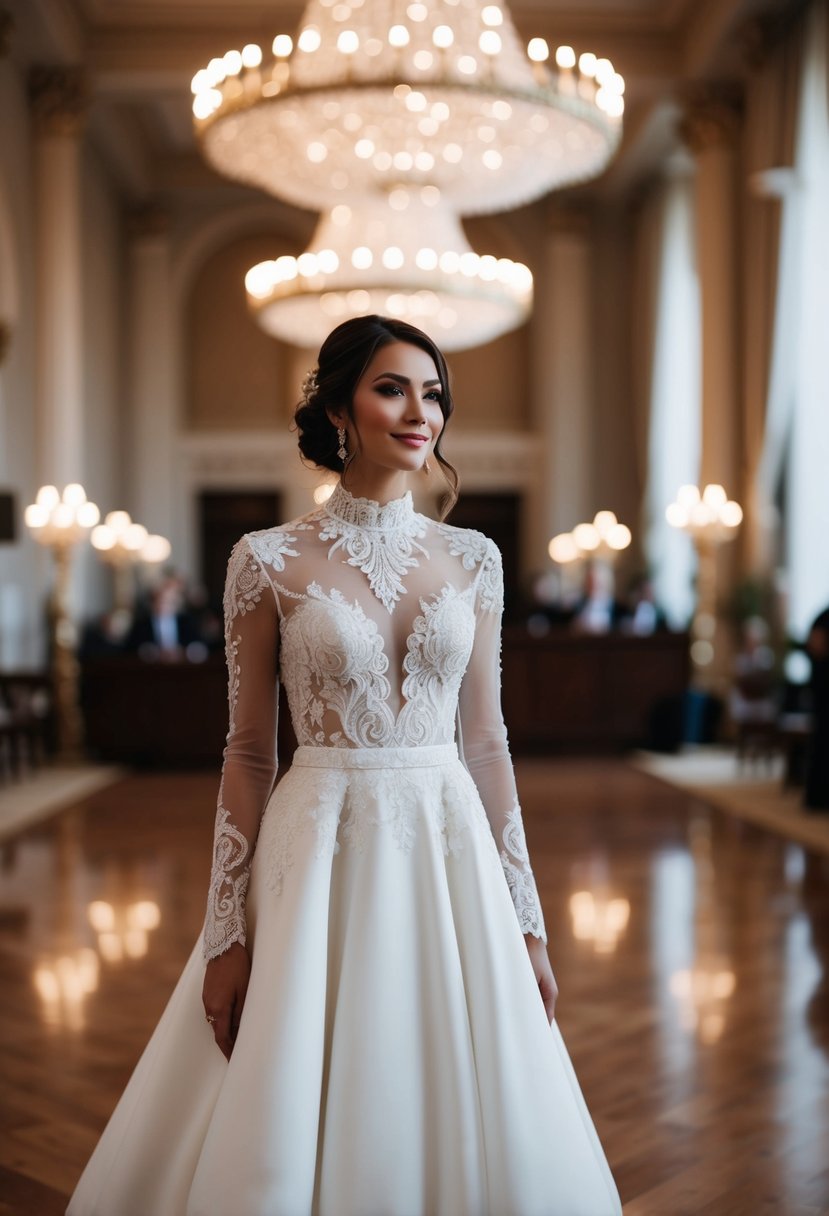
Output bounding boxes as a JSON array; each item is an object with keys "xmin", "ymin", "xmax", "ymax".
[{"xmin": 293, "ymin": 315, "xmax": 459, "ymax": 515}]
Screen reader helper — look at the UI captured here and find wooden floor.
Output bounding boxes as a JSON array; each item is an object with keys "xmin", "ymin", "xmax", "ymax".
[{"xmin": 0, "ymin": 759, "xmax": 827, "ymax": 1215}]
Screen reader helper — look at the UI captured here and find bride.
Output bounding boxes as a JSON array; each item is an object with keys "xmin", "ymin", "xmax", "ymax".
[{"xmin": 68, "ymin": 315, "xmax": 622, "ymax": 1216}]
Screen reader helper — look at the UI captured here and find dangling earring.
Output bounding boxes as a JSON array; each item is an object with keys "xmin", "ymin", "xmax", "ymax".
[
  {"xmin": 423, "ymin": 458, "xmax": 431, "ymax": 474},
  {"xmin": 337, "ymin": 426, "xmax": 347, "ymax": 464}
]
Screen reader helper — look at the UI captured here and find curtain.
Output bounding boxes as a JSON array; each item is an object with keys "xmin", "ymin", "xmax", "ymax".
[
  {"xmin": 638, "ymin": 159, "xmax": 702, "ymax": 629},
  {"xmin": 757, "ymin": 0, "xmax": 829, "ymax": 638}
]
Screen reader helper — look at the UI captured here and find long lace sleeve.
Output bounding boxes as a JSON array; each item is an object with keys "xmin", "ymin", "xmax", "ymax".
[
  {"xmin": 203, "ymin": 536, "xmax": 279, "ymax": 961},
  {"xmin": 457, "ymin": 539, "xmax": 547, "ymax": 942}
]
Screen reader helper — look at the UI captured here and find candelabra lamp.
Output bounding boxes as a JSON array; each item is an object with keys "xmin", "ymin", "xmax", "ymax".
[
  {"xmin": 91, "ymin": 511, "xmax": 172, "ymax": 611},
  {"xmin": 24, "ymin": 484, "xmax": 100, "ymax": 762},
  {"xmin": 666, "ymin": 483, "xmax": 742, "ymax": 689}
]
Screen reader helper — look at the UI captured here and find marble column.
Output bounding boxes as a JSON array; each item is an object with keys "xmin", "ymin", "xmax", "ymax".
[
  {"xmin": 29, "ymin": 66, "xmax": 88, "ymax": 488},
  {"xmin": 127, "ymin": 205, "xmax": 178, "ymax": 551},
  {"xmin": 680, "ymin": 94, "xmax": 744, "ymax": 689},
  {"xmin": 529, "ymin": 206, "xmax": 594, "ymax": 575},
  {"xmin": 679, "ymin": 94, "xmax": 742, "ymax": 501}
]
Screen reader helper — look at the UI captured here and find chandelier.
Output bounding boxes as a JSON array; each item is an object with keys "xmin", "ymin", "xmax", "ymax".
[
  {"xmin": 245, "ymin": 195, "xmax": 533, "ymax": 349},
  {"xmin": 192, "ymin": 0, "xmax": 624, "ymax": 348}
]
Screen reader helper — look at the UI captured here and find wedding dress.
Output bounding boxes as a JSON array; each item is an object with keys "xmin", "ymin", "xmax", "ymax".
[{"xmin": 68, "ymin": 483, "xmax": 622, "ymax": 1216}]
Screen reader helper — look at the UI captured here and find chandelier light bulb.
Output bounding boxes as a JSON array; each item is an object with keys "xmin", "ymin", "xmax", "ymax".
[
  {"xmin": 482, "ymin": 5, "xmax": 503, "ymax": 26},
  {"xmin": 527, "ymin": 38, "xmax": 549, "ymax": 63},
  {"xmin": 548, "ymin": 533, "xmax": 580, "ymax": 564},
  {"xmin": 555, "ymin": 45, "xmax": 576, "ymax": 69},
  {"xmin": 432, "ymin": 25, "xmax": 454, "ymax": 48},
  {"xmin": 272, "ymin": 34, "xmax": 293, "ymax": 57},
  {"xmin": 337, "ymin": 30, "xmax": 359, "ymax": 53},
  {"xmin": 36, "ymin": 484, "xmax": 60, "ymax": 510},
  {"xmin": 389, "ymin": 24, "xmax": 410, "ymax": 47},
  {"xmin": 242, "ymin": 44, "xmax": 263, "ymax": 68},
  {"xmin": 298, "ymin": 26, "xmax": 321, "ymax": 52}
]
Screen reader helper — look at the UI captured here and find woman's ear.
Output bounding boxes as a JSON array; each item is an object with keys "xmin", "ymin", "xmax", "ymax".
[{"xmin": 326, "ymin": 409, "xmax": 345, "ymax": 429}]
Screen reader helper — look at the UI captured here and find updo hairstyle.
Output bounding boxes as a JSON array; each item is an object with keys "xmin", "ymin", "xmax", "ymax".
[{"xmin": 293, "ymin": 314, "xmax": 459, "ymax": 515}]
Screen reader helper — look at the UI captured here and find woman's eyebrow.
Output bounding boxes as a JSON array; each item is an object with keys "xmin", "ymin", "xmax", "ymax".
[{"xmin": 371, "ymin": 372, "xmax": 442, "ymax": 388}]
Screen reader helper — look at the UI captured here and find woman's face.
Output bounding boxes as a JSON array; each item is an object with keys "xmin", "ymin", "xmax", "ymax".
[{"xmin": 335, "ymin": 341, "xmax": 445, "ymax": 477}]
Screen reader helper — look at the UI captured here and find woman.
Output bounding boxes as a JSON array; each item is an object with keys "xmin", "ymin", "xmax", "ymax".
[{"xmin": 68, "ymin": 316, "xmax": 622, "ymax": 1216}]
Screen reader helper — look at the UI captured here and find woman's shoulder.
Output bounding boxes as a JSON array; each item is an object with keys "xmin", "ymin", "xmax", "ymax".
[
  {"xmin": 431, "ymin": 518, "xmax": 501, "ymax": 569},
  {"xmin": 235, "ymin": 510, "xmax": 320, "ymax": 569}
]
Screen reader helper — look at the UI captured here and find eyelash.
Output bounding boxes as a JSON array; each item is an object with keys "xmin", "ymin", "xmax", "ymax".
[{"xmin": 377, "ymin": 384, "xmax": 442, "ymax": 402}]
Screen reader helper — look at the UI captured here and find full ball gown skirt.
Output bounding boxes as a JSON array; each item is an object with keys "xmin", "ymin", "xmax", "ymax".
[{"xmin": 67, "ymin": 745, "xmax": 622, "ymax": 1216}]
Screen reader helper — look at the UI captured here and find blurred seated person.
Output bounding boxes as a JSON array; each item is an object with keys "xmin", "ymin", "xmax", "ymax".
[
  {"xmin": 621, "ymin": 574, "xmax": 666, "ymax": 636},
  {"xmin": 79, "ymin": 608, "xmax": 133, "ymax": 658},
  {"xmin": 571, "ymin": 559, "xmax": 627, "ymax": 635},
  {"xmin": 805, "ymin": 604, "xmax": 829, "ymax": 811},
  {"xmin": 728, "ymin": 616, "xmax": 778, "ymax": 728},
  {"xmin": 126, "ymin": 573, "xmax": 207, "ymax": 662}
]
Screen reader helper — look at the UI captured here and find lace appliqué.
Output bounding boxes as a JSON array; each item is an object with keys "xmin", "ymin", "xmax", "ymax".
[
  {"xmin": 320, "ymin": 484, "xmax": 429, "ymax": 613},
  {"xmin": 203, "ymin": 796, "xmax": 252, "ymax": 959},
  {"xmin": 439, "ymin": 527, "xmax": 503, "ymax": 616},
  {"xmin": 261, "ymin": 764, "xmax": 492, "ymax": 893},
  {"xmin": 499, "ymin": 800, "xmax": 547, "ymax": 941}
]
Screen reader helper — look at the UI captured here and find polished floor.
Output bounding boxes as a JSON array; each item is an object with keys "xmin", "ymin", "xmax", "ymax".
[{"xmin": 0, "ymin": 759, "xmax": 827, "ymax": 1215}]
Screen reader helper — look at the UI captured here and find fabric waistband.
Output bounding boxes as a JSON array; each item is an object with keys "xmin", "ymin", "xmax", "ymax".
[{"xmin": 291, "ymin": 743, "xmax": 459, "ymax": 771}]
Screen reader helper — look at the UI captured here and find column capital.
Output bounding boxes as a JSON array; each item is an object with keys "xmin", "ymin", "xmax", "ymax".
[
  {"xmin": 0, "ymin": 8, "xmax": 14, "ymax": 58},
  {"xmin": 29, "ymin": 65, "xmax": 88, "ymax": 136},
  {"xmin": 678, "ymin": 88, "xmax": 743, "ymax": 154}
]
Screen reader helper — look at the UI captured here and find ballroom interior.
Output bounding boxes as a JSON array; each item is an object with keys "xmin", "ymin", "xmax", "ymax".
[{"xmin": 1, "ymin": 0, "xmax": 829, "ymax": 1212}]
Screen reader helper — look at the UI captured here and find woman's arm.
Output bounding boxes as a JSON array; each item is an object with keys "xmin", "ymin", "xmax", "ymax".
[
  {"xmin": 202, "ymin": 536, "xmax": 279, "ymax": 1057},
  {"xmin": 457, "ymin": 539, "xmax": 557, "ymax": 1021}
]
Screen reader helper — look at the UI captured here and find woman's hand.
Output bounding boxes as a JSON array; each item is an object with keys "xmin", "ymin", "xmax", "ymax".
[
  {"xmin": 525, "ymin": 935, "xmax": 558, "ymax": 1024},
  {"xmin": 202, "ymin": 941, "xmax": 251, "ymax": 1061}
]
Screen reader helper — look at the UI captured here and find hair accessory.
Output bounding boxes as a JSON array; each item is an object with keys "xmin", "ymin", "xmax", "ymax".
[
  {"xmin": 300, "ymin": 366, "xmax": 319, "ymax": 402},
  {"xmin": 337, "ymin": 426, "xmax": 347, "ymax": 464}
]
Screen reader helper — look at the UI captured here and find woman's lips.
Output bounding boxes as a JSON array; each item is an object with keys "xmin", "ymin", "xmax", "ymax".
[{"xmin": 392, "ymin": 434, "xmax": 429, "ymax": 447}]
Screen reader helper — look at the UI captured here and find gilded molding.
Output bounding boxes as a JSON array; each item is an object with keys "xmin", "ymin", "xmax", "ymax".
[
  {"xmin": 28, "ymin": 66, "xmax": 88, "ymax": 136},
  {"xmin": 679, "ymin": 89, "xmax": 743, "ymax": 154}
]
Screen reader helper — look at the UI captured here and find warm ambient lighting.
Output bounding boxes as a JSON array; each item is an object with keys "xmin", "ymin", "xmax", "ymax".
[
  {"xmin": 24, "ymin": 484, "xmax": 101, "ymax": 761},
  {"xmin": 88, "ymin": 899, "xmax": 162, "ymax": 963},
  {"xmin": 665, "ymin": 483, "xmax": 743, "ymax": 541},
  {"xmin": 548, "ymin": 510, "xmax": 632, "ymax": 564},
  {"xmin": 569, "ymin": 891, "xmax": 630, "ymax": 954},
  {"xmin": 192, "ymin": 0, "xmax": 623, "ymax": 348},
  {"xmin": 92, "ymin": 512, "xmax": 172, "ymax": 609},
  {"xmin": 666, "ymin": 484, "xmax": 743, "ymax": 683}
]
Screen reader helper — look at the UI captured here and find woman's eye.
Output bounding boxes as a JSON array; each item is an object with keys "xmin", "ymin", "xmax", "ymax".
[
  {"xmin": 425, "ymin": 390, "xmax": 442, "ymax": 402},
  {"xmin": 377, "ymin": 384, "xmax": 402, "ymax": 396}
]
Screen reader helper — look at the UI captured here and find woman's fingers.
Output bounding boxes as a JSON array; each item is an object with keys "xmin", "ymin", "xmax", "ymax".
[{"xmin": 210, "ymin": 1004, "xmax": 235, "ymax": 1061}]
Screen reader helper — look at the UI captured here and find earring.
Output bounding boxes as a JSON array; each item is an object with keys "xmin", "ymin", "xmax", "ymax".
[
  {"xmin": 337, "ymin": 426, "xmax": 347, "ymax": 464},
  {"xmin": 423, "ymin": 459, "xmax": 431, "ymax": 474}
]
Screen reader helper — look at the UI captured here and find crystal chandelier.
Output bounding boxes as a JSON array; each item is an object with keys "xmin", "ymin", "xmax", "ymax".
[
  {"xmin": 192, "ymin": 0, "xmax": 624, "ymax": 348},
  {"xmin": 245, "ymin": 195, "xmax": 533, "ymax": 349}
]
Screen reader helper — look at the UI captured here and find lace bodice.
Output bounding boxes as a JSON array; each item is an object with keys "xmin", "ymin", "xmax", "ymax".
[{"xmin": 203, "ymin": 483, "xmax": 546, "ymax": 959}]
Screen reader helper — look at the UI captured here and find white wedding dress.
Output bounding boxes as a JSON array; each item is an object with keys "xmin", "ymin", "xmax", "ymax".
[{"xmin": 68, "ymin": 484, "xmax": 622, "ymax": 1216}]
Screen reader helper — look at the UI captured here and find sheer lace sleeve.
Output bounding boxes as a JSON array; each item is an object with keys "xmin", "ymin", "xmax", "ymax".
[
  {"xmin": 203, "ymin": 536, "xmax": 279, "ymax": 961},
  {"xmin": 457, "ymin": 539, "xmax": 547, "ymax": 942}
]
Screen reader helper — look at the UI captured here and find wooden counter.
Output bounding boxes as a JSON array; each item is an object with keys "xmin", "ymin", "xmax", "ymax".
[{"xmin": 81, "ymin": 629, "xmax": 690, "ymax": 766}]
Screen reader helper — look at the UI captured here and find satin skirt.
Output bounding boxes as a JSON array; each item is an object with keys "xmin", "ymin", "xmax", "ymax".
[{"xmin": 67, "ymin": 745, "xmax": 622, "ymax": 1216}]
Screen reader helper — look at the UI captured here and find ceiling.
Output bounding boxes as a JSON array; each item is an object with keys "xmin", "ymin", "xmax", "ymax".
[{"xmin": 6, "ymin": 0, "xmax": 791, "ymax": 209}]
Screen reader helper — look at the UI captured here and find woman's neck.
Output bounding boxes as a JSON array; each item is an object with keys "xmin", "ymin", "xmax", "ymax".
[{"xmin": 339, "ymin": 467, "xmax": 410, "ymax": 505}]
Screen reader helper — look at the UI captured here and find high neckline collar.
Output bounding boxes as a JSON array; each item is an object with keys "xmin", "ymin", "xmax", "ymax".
[{"xmin": 324, "ymin": 482, "xmax": 418, "ymax": 532}]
